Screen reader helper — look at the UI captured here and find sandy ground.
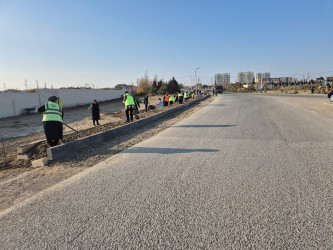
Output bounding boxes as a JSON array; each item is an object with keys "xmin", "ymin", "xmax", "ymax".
[
  {"xmin": 0, "ymin": 95, "xmax": 212, "ymax": 212},
  {"xmin": 0, "ymin": 95, "xmax": 170, "ymax": 168},
  {"xmin": 1, "ymin": 98, "xmax": 125, "ymax": 140}
]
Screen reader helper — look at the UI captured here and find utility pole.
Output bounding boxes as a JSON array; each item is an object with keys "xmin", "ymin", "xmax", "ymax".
[
  {"xmin": 3, "ymin": 83, "xmax": 6, "ymax": 91},
  {"xmin": 25, "ymin": 79, "xmax": 28, "ymax": 90},
  {"xmin": 195, "ymin": 67, "xmax": 200, "ymax": 93},
  {"xmin": 36, "ymin": 80, "xmax": 39, "ymax": 89},
  {"xmin": 190, "ymin": 75, "xmax": 193, "ymax": 90}
]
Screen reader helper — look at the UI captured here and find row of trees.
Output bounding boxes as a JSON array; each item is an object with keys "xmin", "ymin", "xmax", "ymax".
[{"xmin": 136, "ymin": 72, "xmax": 184, "ymax": 95}]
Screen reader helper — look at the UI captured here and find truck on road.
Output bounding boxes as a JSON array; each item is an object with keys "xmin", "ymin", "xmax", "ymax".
[{"xmin": 215, "ymin": 85, "xmax": 224, "ymax": 94}]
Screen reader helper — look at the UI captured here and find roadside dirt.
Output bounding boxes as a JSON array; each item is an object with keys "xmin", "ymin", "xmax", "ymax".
[
  {"xmin": 0, "ymin": 96, "xmax": 180, "ymax": 169},
  {"xmin": 0, "ymin": 95, "xmax": 214, "ymax": 213}
]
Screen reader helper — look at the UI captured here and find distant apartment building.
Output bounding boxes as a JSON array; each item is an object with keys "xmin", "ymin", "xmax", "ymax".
[
  {"xmin": 256, "ymin": 72, "xmax": 271, "ymax": 83},
  {"xmin": 237, "ymin": 72, "xmax": 254, "ymax": 84},
  {"xmin": 215, "ymin": 73, "xmax": 230, "ymax": 85}
]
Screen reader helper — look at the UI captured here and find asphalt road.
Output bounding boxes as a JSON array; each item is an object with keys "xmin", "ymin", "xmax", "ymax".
[{"xmin": 0, "ymin": 94, "xmax": 332, "ymax": 249}]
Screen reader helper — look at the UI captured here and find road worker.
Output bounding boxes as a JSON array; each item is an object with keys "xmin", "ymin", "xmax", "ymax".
[
  {"xmin": 169, "ymin": 93, "xmax": 174, "ymax": 105},
  {"xmin": 88, "ymin": 99, "xmax": 101, "ymax": 126},
  {"xmin": 38, "ymin": 96, "xmax": 63, "ymax": 147},
  {"xmin": 178, "ymin": 91, "xmax": 184, "ymax": 104},
  {"xmin": 123, "ymin": 91, "xmax": 135, "ymax": 122},
  {"xmin": 184, "ymin": 91, "xmax": 189, "ymax": 101},
  {"xmin": 164, "ymin": 93, "xmax": 169, "ymax": 106}
]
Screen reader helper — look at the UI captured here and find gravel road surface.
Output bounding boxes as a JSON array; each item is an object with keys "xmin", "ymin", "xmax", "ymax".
[{"xmin": 0, "ymin": 94, "xmax": 332, "ymax": 249}]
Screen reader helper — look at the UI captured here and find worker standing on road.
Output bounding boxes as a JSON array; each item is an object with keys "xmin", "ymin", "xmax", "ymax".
[
  {"xmin": 123, "ymin": 91, "xmax": 135, "ymax": 123},
  {"xmin": 38, "ymin": 96, "xmax": 63, "ymax": 147},
  {"xmin": 88, "ymin": 99, "xmax": 101, "ymax": 126}
]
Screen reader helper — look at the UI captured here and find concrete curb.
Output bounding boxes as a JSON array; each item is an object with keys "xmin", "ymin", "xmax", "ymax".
[
  {"xmin": 17, "ymin": 140, "xmax": 45, "ymax": 154},
  {"xmin": 31, "ymin": 157, "xmax": 49, "ymax": 168},
  {"xmin": 47, "ymin": 95, "xmax": 209, "ymax": 160}
]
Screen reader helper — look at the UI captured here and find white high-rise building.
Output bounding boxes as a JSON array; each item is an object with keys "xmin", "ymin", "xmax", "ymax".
[
  {"xmin": 215, "ymin": 73, "xmax": 230, "ymax": 85},
  {"xmin": 256, "ymin": 72, "xmax": 271, "ymax": 83},
  {"xmin": 238, "ymin": 72, "xmax": 254, "ymax": 84}
]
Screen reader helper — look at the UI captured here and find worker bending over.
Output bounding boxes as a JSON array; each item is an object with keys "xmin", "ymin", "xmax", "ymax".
[
  {"xmin": 38, "ymin": 96, "xmax": 64, "ymax": 147},
  {"xmin": 123, "ymin": 91, "xmax": 135, "ymax": 122}
]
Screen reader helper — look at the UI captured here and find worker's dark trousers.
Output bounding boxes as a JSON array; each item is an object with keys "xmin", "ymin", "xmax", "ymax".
[
  {"xmin": 93, "ymin": 119, "xmax": 100, "ymax": 126},
  {"xmin": 47, "ymin": 139, "xmax": 59, "ymax": 147},
  {"xmin": 126, "ymin": 109, "xmax": 133, "ymax": 122},
  {"xmin": 145, "ymin": 103, "xmax": 148, "ymax": 112},
  {"xmin": 170, "ymin": 101, "xmax": 173, "ymax": 105}
]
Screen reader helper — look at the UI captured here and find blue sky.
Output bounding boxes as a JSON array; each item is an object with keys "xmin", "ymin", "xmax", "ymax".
[{"xmin": 0, "ymin": 0, "xmax": 332, "ymax": 90}]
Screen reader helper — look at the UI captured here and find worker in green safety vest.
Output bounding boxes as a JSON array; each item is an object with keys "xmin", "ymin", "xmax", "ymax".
[
  {"xmin": 184, "ymin": 91, "xmax": 189, "ymax": 101},
  {"xmin": 169, "ymin": 94, "xmax": 174, "ymax": 105},
  {"xmin": 123, "ymin": 91, "xmax": 135, "ymax": 122},
  {"xmin": 38, "ymin": 96, "xmax": 64, "ymax": 147}
]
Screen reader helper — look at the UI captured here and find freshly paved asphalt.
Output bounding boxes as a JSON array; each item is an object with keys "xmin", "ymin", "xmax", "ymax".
[{"xmin": 0, "ymin": 94, "xmax": 332, "ymax": 249}]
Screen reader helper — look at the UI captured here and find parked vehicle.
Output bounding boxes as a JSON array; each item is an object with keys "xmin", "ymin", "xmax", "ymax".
[{"xmin": 215, "ymin": 85, "xmax": 224, "ymax": 93}]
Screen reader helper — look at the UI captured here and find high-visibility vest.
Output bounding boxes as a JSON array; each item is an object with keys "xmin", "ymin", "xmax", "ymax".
[
  {"xmin": 178, "ymin": 93, "xmax": 183, "ymax": 97},
  {"xmin": 169, "ymin": 95, "xmax": 174, "ymax": 102},
  {"xmin": 43, "ymin": 102, "xmax": 63, "ymax": 122},
  {"xmin": 184, "ymin": 93, "xmax": 189, "ymax": 98},
  {"xmin": 125, "ymin": 93, "xmax": 135, "ymax": 106},
  {"xmin": 164, "ymin": 95, "xmax": 169, "ymax": 102}
]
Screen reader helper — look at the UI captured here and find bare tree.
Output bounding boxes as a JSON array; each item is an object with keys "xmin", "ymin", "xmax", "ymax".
[{"xmin": 137, "ymin": 70, "xmax": 151, "ymax": 94}]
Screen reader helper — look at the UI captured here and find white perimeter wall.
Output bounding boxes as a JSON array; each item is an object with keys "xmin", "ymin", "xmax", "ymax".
[{"xmin": 0, "ymin": 89, "xmax": 124, "ymax": 118}]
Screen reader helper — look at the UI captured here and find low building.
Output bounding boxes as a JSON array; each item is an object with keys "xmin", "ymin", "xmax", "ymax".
[
  {"xmin": 265, "ymin": 77, "xmax": 294, "ymax": 85},
  {"xmin": 115, "ymin": 84, "xmax": 129, "ymax": 90}
]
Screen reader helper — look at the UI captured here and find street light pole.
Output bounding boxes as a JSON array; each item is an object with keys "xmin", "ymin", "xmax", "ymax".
[{"xmin": 195, "ymin": 67, "xmax": 200, "ymax": 93}]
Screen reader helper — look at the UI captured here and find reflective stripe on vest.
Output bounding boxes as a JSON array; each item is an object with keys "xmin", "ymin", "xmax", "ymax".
[
  {"xmin": 125, "ymin": 94, "xmax": 135, "ymax": 106},
  {"xmin": 43, "ymin": 102, "xmax": 63, "ymax": 122},
  {"xmin": 169, "ymin": 95, "xmax": 174, "ymax": 102}
]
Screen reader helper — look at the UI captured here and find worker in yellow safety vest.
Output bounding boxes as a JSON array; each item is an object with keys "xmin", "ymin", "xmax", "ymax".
[
  {"xmin": 169, "ymin": 94, "xmax": 174, "ymax": 105},
  {"xmin": 38, "ymin": 96, "xmax": 64, "ymax": 147},
  {"xmin": 184, "ymin": 91, "xmax": 189, "ymax": 101},
  {"xmin": 123, "ymin": 91, "xmax": 135, "ymax": 122}
]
